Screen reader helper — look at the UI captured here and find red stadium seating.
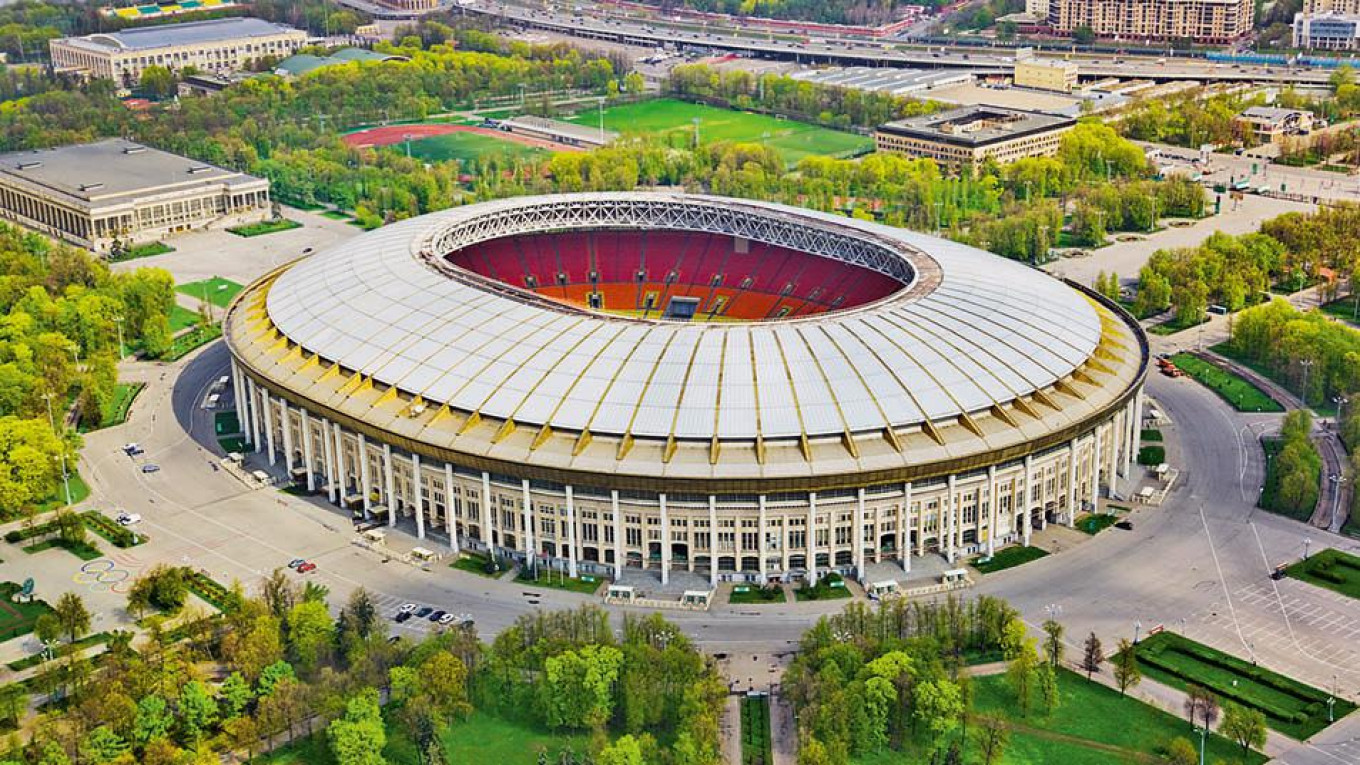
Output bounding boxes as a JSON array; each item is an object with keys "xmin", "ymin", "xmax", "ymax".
[{"xmin": 446, "ymin": 230, "xmax": 901, "ymax": 321}]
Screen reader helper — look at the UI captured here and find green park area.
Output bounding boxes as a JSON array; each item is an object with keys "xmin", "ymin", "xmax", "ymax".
[
  {"xmin": 79, "ymin": 382, "xmax": 143, "ymax": 432},
  {"xmin": 177, "ymin": 277, "xmax": 244, "ymax": 309},
  {"xmin": 263, "ymin": 710, "xmax": 593, "ymax": 765},
  {"xmin": 794, "ymin": 572, "xmax": 852, "ymax": 601},
  {"xmin": 1130, "ymin": 631, "xmax": 1351, "ymax": 740},
  {"xmin": 0, "ymin": 583, "xmax": 53, "ymax": 642},
  {"xmin": 565, "ymin": 98, "xmax": 873, "ymax": 165},
  {"xmin": 1075, "ymin": 513, "xmax": 1118, "ymax": 535},
  {"xmin": 513, "ymin": 567, "xmax": 603, "ymax": 595},
  {"xmin": 1286, "ymin": 548, "xmax": 1360, "ymax": 600},
  {"xmin": 729, "ymin": 584, "xmax": 786, "ymax": 604},
  {"xmin": 1320, "ymin": 296, "xmax": 1360, "ymax": 327},
  {"xmin": 741, "ymin": 695, "xmax": 772, "ymax": 765},
  {"xmin": 1170, "ymin": 353, "xmax": 1283, "ymax": 413},
  {"xmin": 405, "ymin": 131, "xmax": 549, "ymax": 164},
  {"xmin": 228, "ymin": 218, "xmax": 302, "ymax": 237},
  {"xmin": 972, "ymin": 545, "xmax": 1048, "ymax": 574},
  {"xmin": 168, "ymin": 303, "xmax": 203, "ymax": 333}
]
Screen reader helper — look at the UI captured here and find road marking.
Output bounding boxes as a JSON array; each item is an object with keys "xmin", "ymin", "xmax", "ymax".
[{"xmin": 1198, "ymin": 504, "xmax": 1254, "ymax": 661}]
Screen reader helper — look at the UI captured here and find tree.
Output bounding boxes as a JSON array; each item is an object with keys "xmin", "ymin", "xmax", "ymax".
[
  {"xmin": 34, "ymin": 612, "xmax": 61, "ymax": 647},
  {"xmin": 1113, "ymin": 639, "xmax": 1140, "ymax": 696},
  {"xmin": 1184, "ymin": 685, "xmax": 1220, "ymax": 731},
  {"xmin": 219, "ymin": 672, "xmax": 253, "ymax": 719},
  {"xmin": 1037, "ymin": 662, "xmax": 1059, "ymax": 714},
  {"xmin": 133, "ymin": 695, "xmax": 173, "ymax": 745},
  {"xmin": 139, "ymin": 65, "xmax": 176, "ymax": 100},
  {"xmin": 974, "ymin": 713, "xmax": 1010, "ymax": 765},
  {"xmin": 1006, "ymin": 641, "xmax": 1038, "ymax": 716},
  {"xmin": 53, "ymin": 592, "xmax": 90, "ymax": 644},
  {"xmin": 327, "ymin": 688, "xmax": 386, "ymax": 765},
  {"xmin": 1081, "ymin": 632, "xmax": 1104, "ymax": 679},
  {"xmin": 914, "ymin": 679, "xmax": 964, "ymax": 754},
  {"xmin": 1041, "ymin": 619, "xmax": 1064, "ymax": 667},
  {"xmin": 286, "ymin": 600, "xmax": 335, "ymax": 675},
  {"xmin": 1073, "ymin": 25, "xmax": 1096, "ymax": 44},
  {"xmin": 1220, "ymin": 703, "xmax": 1267, "ymax": 755},
  {"xmin": 542, "ymin": 644, "xmax": 624, "ymax": 730},
  {"xmin": 1166, "ymin": 736, "xmax": 1198, "ymax": 765},
  {"xmin": 178, "ymin": 680, "xmax": 217, "ymax": 746},
  {"xmin": 598, "ymin": 734, "xmax": 646, "ymax": 765}
]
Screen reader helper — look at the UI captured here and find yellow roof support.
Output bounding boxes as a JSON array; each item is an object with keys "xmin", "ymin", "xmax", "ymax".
[
  {"xmin": 1033, "ymin": 390, "xmax": 1060, "ymax": 410},
  {"xmin": 921, "ymin": 419, "xmax": 945, "ymax": 445},
  {"xmin": 798, "ymin": 434, "xmax": 812, "ymax": 462},
  {"xmin": 990, "ymin": 404, "xmax": 1018, "ymax": 427},
  {"xmin": 492, "ymin": 418, "xmax": 517, "ymax": 444},
  {"xmin": 755, "ymin": 435, "xmax": 766, "ymax": 464},
  {"xmin": 531, "ymin": 424, "xmax": 553, "ymax": 451},
  {"xmin": 709, "ymin": 437, "xmax": 721, "ymax": 465},
  {"xmin": 662, "ymin": 435, "xmax": 677, "ymax": 464},
  {"xmin": 1012, "ymin": 397, "xmax": 1040, "ymax": 419},
  {"xmin": 572, "ymin": 429, "xmax": 593, "ymax": 456},
  {"xmin": 1055, "ymin": 378, "xmax": 1086, "ymax": 400},
  {"xmin": 617, "ymin": 432, "xmax": 635, "ymax": 461},
  {"xmin": 374, "ymin": 385, "xmax": 399, "ymax": 407},
  {"xmin": 959, "ymin": 413, "xmax": 984, "ymax": 438},
  {"xmin": 841, "ymin": 431, "xmax": 859, "ymax": 459},
  {"xmin": 457, "ymin": 411, "xmax": 482, "ymax": 435},
  {"xmin": 882, "ymin": 427, "xmax": 902, "ymax": 452}
]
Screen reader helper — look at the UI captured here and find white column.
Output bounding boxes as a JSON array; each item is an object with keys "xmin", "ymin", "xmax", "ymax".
[
  {"xmin": 333, "ymin": 423, "xmax": 348, "ymax": 504},
  {"xmin": 611, "ymin": 490, "xmax": 623, "ymax": 581},
  {"xmin": 444, "ymin": 463, "xmax": 459, "ymax": 553},
  {"xmin": 1067, "ymin": 440, "xmax": 1078, "ymax": 525},
  {"xmin": 412, "ymin": 453, "xmax": 425, "ymax": 539},
  {"xmin": 1130, "ymin": 391, "xmax": 1144, "ymax": 475},
  {"xmin": 659, "ymin": 493, "xmax": 670, "ymax": 586},
  {"xmin": 1108, "ymin": 417, "xmax": 1121, "ymax": 494},
  {"xmin": 566, "ymin": 486, "xmax": 578, "ymax": 578},
  {"xmin": 322, "ymin": 417, "xmax": 337, "ymax": 503},
  {"xmin": 301, "ymin": 410, "xmax": 316, "ymax": 492},
  {"xmin": 757, "ymin": 494, "xmax": 768, "ymax": 584},
  {"xmin": 247, "ymin": 378, "xmax": 261, "ymax": 452},
  {"xmin": 904, "ymin": 481, "xmax": 913, "ymax": 573},
  {"xmin": 280, "ymin": 402, "xmax": 294, "ymax": 475},
  {"xmin": 233, "ymin": 363, "xmax": 252, "ymax": 447},
  {"xmin": 807, "ymin": 492, "xmax": 818, "ymax": 586},
  {"xmin": 358, "ymin": 433, "xmax": 373, "ymax": 519},
  {"xmin": 945, "ymin": 475, "xmax": 957, "ymax": 563},
  {"xmin": 1089, "ymin": 428, "xmax": 1101, "ymax": 517},
  {"xmin": 780, "ymin": 508, "xmax": 790, "ymax": 576},
  {"xmin": 987, "ymin": 465, "xmax": 998, "ymax": 556},
  {"xmin": 854, "ymin": 488, "xmax": 866, "ymax": 581},
  {"xmin": 521, "ymin": 479, "xmax": 535, "ymax": 563},
  {"xmin": 708, "ymin": 495, "xmax": 718, "ymax": 588},
  {"xmin": 383, "ymin": 443, "xmax": 396, "ymax": 529},
  {"xmin": 262, "ymin": 390, "xmax": 276, "ymax": 465},
  {"xmin": 480, "ymin": 472, "xmax": 493, "ymax": 553},
  {"xmin": 1023, "ymin": 455, "xmax": 1034, "ymax": 546}
]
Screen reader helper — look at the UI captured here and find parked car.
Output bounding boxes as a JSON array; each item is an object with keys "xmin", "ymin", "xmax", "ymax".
[
  {"xmin": 288, "ymin": 558, "xmax": 306, "ymax": 569},
  {"xmin": 297, "ymin": 561, "xmax": 317, "ymax": 573},
  {"xmin": 414, "ymin": 606, "xmax": 434, "ymax": 618},
  {"xmin": 397, "ymin": 603, "xmax": 417, "ymax": 614},
  {"xmin": 123, "ymin": 443, "xmax": 143, "ymax": 456},
  {"xmin": 141, "ymin": 464, "xmax": 160, "ymax": 474},
  {"xmin": 394, "ymin": 611, "xmax": 413, "ymax": 623},
  {"xmin": 116, "ymin": 512, "xmax": 142, "ymax": 526},
  {"xmin": 428, "ymin": 610, "xmax": 447, "ymax": 623},
  {"xmin": 1115, "ymin": 520, "xmax": 1134, "ymax": 531},
  {"xmin": 438, "ymin": 613, "xmax": 457, "ymax": 625}
]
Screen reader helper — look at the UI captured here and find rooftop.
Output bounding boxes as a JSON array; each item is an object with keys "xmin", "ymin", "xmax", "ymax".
[
  {"xmin": 1238, "ymin": 105, "xmax": 1314, "ymax": 121},
  {"xmin": 877, "ymin": 106, "xmax": 1075, "ymax": 147},
  {"xmin": 58, "ymin": 17, "xmax": 302, "ymax": 52},
  {"xmin": 0, "ymin": 139, "xmax": 262, "ymax": 205},
  {"xmin": 500, "ymin": 115, "xmax": 619, "ymax": 143},
  {"xmin": 273, "ymin": 47, "xmax": 404, "ymax": 76}
]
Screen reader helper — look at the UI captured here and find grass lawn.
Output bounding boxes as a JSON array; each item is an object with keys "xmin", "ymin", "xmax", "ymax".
[
  {"xmin": 1147, "ymin": 315, "xmax": 1209, "ymax": 335},
  {"xmin": 793, "ymin": 573, "xmax": 852, "ymax": 602},
  {"xmin": 23, "ymin": 537, "xmax": 102, "ymax": 561},
  {"xmin": 177, "ymin": 277, "xmax": 244, "ymax": 308},
  {"xmin": 214, "ymin": 410, "xmax": 241, "ymax": 437},
  {"xmin": 404, "ymin": 131, "xmax": 549, "ymax": 164},
  {"xmin": 565, "ymin": 98, "xmax": 872, "ymax": 165},
  {"xmin": 729, "ymin": 585, "xmax": 786, "ymax": 604},
  {"xmin": 110, "ymin": 241, "xmax": 173, "ymax": 261},
  {"xmin": 449, "ymin": 553, "xmax": 505, "ymax": 579},
  {"xmin": 262, "ymin": 710, "xmax": 593, "ymax": 765},
  {"xmin": 1141, "ymin": 428, "xmax": 1163, "ymax": 442},
  {"xmin": 227, "ymin": 218, "xmax": 302, "ymax": 237},
  {"xmin": 1129, "ymin": 632, "xmax": 1352, "ymax": 740},
  {"xmin": 102, "ymin": 382, "xmax": 142, "ymax": 428},
  {"xmin": 1319, "ymin": 296, "xmax": 1360, "ymax": 327},
  {"xmin": 972, "ymin": 544, "xmax": 1048, "ymax": 574},
  {"xmin": 970, "ymin": 667, "xmax": 1266, "ymax": 765},
  {"xmin": 1075, "ymin": 513, "xmax": 1119, "ymax": 535},
  {"xmin": 321, "ymin": 210, "xmax": 354, "ymax": 221},
  {"xmin": 1137, "ymin": 445, "xmax": 1166, "ymax": 465},
  {"xmin": 160, "ymin": 323, "xmax": 223, "ymax": 361},
  {"xmin": 1170, "ymin": 353, "xmax": 1283, "ymax": 413},
  {"xmin": 168, "ymin": 303, "xmax": 203, "ymax": 333},
  {"xmin": 514, "ymin": 568, "xmax": 603, "ymax": 595},
  {"xmin": 1285, "ymin": 547, "xmax": 1360, "ymax": 600},
  {"xmin": 742, "ymin": 695, "xmax": 773, "ymax": 765},
  {"xmin": 0, "ymin": 582, "xmax": 54, "ymax": 642},
  {"xmin": 31, "ymin": 473, "xmax": 90, "ymax": 514},
  {"xmin": 1211, "ymin": 342, "xmax": 1337, "ymax": 417},
  {"xmin": 1259, "ymin": 437, "xmax": 1320, "ymax": 522},
  {"xmin": 218, "ymin": 436, "xmax": 246, "ymax": 453}
]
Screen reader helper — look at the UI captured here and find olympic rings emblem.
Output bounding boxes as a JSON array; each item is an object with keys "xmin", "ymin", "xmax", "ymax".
[{"xmin": 72, "ymin": 559, "xmax": 132, "ymax": 593}]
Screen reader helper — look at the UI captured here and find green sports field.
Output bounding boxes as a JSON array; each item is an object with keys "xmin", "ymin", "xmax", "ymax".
[
  {"xmin": 405, "ymin": 131, "xmax": 548, "ymax": 164},
  {"xmin": 564, "ymin": 99, "xmax": 872, "ymax": 164}
]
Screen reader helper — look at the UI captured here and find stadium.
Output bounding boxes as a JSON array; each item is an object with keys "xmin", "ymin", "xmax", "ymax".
[{"xmin": 224, "ymin": 193, "xmax": 1148, "ymax": 587}]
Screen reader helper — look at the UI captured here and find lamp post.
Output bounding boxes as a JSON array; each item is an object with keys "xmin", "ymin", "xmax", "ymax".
[
  {"xmin": 692, "ymin": 117, "xmax": 701, "ymax": 148},
  {"xmin": 1133, "ymin": 619, "xmax": 1142, "ymax": 644},
  {"xmin": 1194, "ymin": 724, "xmax": 1208, "ymax": 765},
  {"xmin": 1305, "ymin": 536, "xmax": 1312, "ymax": 560},
  {"xmin": 597, "ymin": 97, "xmax": 605, "ymax": 145},
  {"xmin": 1336, "ymin": 396, "xmax": 1350, "ymax": 428},
  {"xmin": 54, "ymin": 454, "xmax": 71, "ymax": 507}
]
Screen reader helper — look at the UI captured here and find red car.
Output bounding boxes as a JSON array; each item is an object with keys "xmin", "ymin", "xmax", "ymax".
[{"xmin": 297, "ymin": 562, "xmax": 317, "ymax": 574}]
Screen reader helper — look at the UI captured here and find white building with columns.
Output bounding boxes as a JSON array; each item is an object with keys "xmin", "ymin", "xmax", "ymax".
[{"xmin": 225, "ymin": 193, "xmax": 1147, "ymax": 587}]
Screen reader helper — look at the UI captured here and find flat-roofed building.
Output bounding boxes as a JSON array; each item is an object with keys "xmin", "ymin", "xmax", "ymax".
[
  {"xmin": 496, "ymin": 115, "xmax": 618, "ymax": 148},
  {"xmin": 0, "ymin": 139, "xmax": 271, "ymax": 252},
  {"xmin": 874, "ymin": 107, "xmax": 1075, "ymax": 168},
  {"xmin": 50, "ymin": 17, "xmax": 307, "ymax": 84},
  {"xmin": 1292, "ymin": 12, "xmax": 1360, "ymax": 48},
  {"xmin": 1235, "ymin": 106, "xmax": 1316, "ymax": 145},
  {"xmin": 1013, "ymin": 50, "xmax": 1078, "ymax": 93},
  {"xmin": 1048, "ymin": 0, "xmax": 1253, "ymax": 43}
]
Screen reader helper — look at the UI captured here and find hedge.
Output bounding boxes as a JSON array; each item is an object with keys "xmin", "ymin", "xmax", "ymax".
[
  {"xmin": 80, "ymin": 511, "xmax": 146, "ymax": 548},
  {"xmin": 185, "ymin": 570, "xmax": 238, "ymax": 613}
]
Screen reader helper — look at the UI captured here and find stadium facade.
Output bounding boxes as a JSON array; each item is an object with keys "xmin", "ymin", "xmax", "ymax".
[{"xmin": 225, "ymin": 193, "xmax": 1147, "ymax": 585}]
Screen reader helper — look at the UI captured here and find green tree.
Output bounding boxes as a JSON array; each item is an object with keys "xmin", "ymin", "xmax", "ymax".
[
  {"xmin": 1073, "ymin": 25, "xmax": 1096, "ymax": 44},
  {"xmin": 53, "ymin": 591, "xmax": 90, "ymax": 644},
  {"xmin": 327, "ymin": 688, "xmax": 387, "ymax": 765},
  {"xmin": 542, "ymin": 643, "xmax": 624, "ymax": 730},
  {"xmin": 1006, "ymin": 641, "xmax": 1038, "ymax": 716},
  {"xmin": 1037, "ymin": 662, "xmax": 1059, "ymax": 714},
  {"xmin": 1113, "ymin": 639, "xmax": 1141, "ymax": 696},
  {"xmin": 914, "ymin": 679, "xmax": 964, "ymax": 754},
  {"xmin": 133, "ymin": 695, "xmax": 173, "ymax": 745},
  {"xmin": 1220, "ymin": 703, "xmax": 1267, "ymax": 755},
  {"xmin": 177, "ymin": 680, "xmax": 217, "ymax": 746},
  {"xmin": 139, "ymin": 65, "xmax": 176, "ymax": 100},
  {"xmin": 1166, "ymin": 736, "xmax": 1198, "ymax": 765},
  {"xmin": 1041, "ymin": 619, "xmax": 1065, "ymax": 667},
  {"xmin": 975, "ymin": 713, "xmax": 1009, "ymax": 765},
  {"xmin": 219, "ymin": 672, "xmax": 253, "ymax": 719},
  {"xmin": 81, "ymin": 725, "xmax": 128, "ymax": 763},
  {"xmin": 598, "ymin": 734, "xmax": 646, "ymax": 765},
  {"xmin": 286, "ymin": 599, "xmax": 335, "ymax": 675}
]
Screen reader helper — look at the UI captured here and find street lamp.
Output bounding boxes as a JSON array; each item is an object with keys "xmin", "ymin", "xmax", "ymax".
[
  {"xmin": 1335, "ymin": 396, "xmax": 1350, "ymax": 428},
  {"xmin": 1305, "ymin": 536, "xmax": 1312, "ymax": 560},
  {"xmin": 1134, "ymin": 619, "xmax": 1142, "ymax": 644},
  {"xmin": 1194, "ymin": 724, "xmax": 1208, "ymax": 765}
]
